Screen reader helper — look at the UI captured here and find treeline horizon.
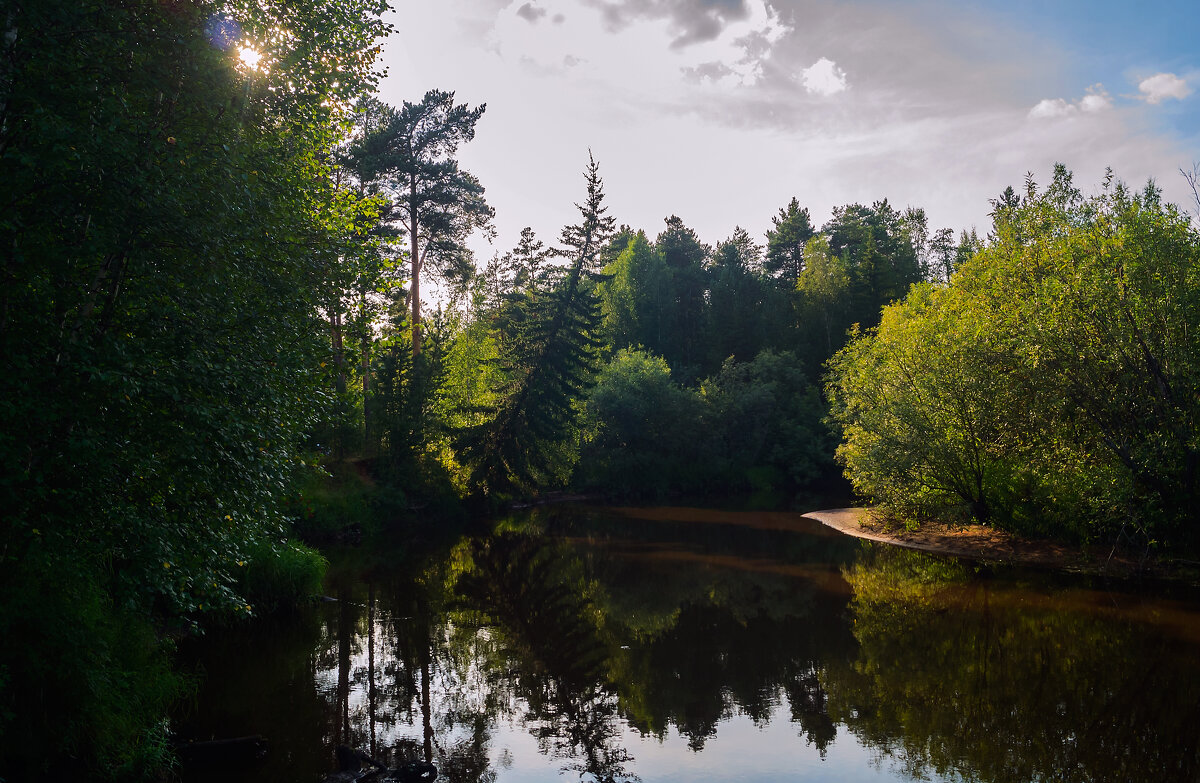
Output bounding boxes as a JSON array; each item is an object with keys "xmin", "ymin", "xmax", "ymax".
[{"xmin": 325, "ymin": 93, "xmax": 984, "ymax": 504}]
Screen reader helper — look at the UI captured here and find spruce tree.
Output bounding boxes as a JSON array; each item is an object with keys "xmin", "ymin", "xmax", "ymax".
[{"xmin": 460, "ymin": 153, "xmax": 614, "ymax": 495}]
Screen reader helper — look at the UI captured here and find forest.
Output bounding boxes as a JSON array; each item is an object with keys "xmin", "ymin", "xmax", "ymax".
[{"xmin": 1, "ymin": 0, "xmax": 1198, "ymax": 779}]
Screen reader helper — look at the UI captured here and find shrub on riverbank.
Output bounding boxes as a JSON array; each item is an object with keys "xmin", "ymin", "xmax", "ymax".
[
  {"xmin": 0, "ymin": 559, "xmax": 184, "ymax": 781},
  {"xmin": 236, "ymin": 540, "xmax": 329, "ymax": 614},
  {"xmin": 827, "ymin": 167, "xmax": 1200, "ymax": 551},
  {"xmin": 290, "ymin": 462, "xmax": 379, "ymax": 540}
]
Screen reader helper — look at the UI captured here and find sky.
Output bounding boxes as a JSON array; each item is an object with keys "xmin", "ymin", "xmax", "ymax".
[{"xmin": 374, "ymin": 0, "xmax": 1199, "ymax": 261}]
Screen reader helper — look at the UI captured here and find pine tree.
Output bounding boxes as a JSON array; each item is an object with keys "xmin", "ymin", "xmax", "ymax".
[
  {"xmin": 373, "ymin": 326, "xmax": 445, "ymax": 484},
  {"xmin": 342, "ymin": 90, "xmax": 494, "ymax": 357},
  {"xmin": 656, "ymin": 215, "xmax": 710, "ymax": 379},
  {"xmin": 764, "ymin": 197, "xmax": 815, "ymax": 285},
  {"xmin": 504, "ymin": 226, "xmax": 554, "ymax": 292}
]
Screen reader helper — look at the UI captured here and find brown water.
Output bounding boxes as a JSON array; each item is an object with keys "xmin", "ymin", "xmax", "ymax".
[{"xmin": 173, "ymin": 505, "xmax": 1200, "ymax": 782}]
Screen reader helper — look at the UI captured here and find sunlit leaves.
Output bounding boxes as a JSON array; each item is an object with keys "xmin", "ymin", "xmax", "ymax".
[{"xmin": 827, "ymin": 167, "xmax": 1200, "ymax": 547}]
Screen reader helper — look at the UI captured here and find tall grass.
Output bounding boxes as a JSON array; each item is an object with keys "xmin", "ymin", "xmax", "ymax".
[{"xmin": 236, "ymin": 539, "xmax": 328, "ymax": 613}]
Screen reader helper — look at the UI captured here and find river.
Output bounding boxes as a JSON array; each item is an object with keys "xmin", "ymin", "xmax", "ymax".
[{"xmin": 173, "ymin": 504, "xmax": 1200, "ymax": 782}]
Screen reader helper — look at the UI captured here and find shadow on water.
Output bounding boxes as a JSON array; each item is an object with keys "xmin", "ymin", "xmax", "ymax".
[{"xmin": 173, "ymin": 504, "xmax": 1200, "ymax": 783}]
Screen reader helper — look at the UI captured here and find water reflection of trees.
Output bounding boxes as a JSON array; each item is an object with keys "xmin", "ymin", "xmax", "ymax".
[
  {"xmin": 363, "ymin": 520, "xmax": 853, "ymax": 782},
  {"xmin": 458, "ymin": 532, "xmax": 638, "ymax": 783},
  {"xmin": 313, "ymin": 555, "xmax": 502, "ymax": 783},
  {"xmin": 536, "ymin": 506, "xmax": 856, "ymax": 755},
  {"xmin": 303, "ymin": 511, "xmax": 1200, "ymax": 783},
  {"xmin": 829, "ymin": 545, "xmax": 1200, "ymax": 783},
  {"xmin": 453, "ymin": 512, "xmax": 861, "ymax": 764}
]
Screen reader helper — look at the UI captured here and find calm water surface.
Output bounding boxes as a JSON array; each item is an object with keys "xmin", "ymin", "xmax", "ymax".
[{"xmin": 174, "ymin": 505, "xmax": 1200, "ymax": 782}]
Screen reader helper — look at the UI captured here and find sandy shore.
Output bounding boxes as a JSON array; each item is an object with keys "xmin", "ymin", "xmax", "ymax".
[{"xmin": 801, "ymin": 507, "xmax": 1193, "ymax": 580}]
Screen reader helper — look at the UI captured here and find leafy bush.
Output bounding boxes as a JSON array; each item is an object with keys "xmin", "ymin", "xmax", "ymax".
[
  {"xmin": 827, "ymin": 167, "xmax": 1200, "ymax": 548},
  {"xmin": 701, "ymin": 349, "xmax": 835, "ymax": 492},
  {"xmin": 290, "ymin": 462, "xmax": 378, "ymax": 539},
  {"xmin": 826, "ymin": 284, "xmax": 1058, "ymax": 530},
  {"xmin": 578, "ymin": 349, "xmax": 707, "ymax": 496},
  {"xmin": 236, "ymin": 540, "xmax": 328, "ymax": 614},
  {"xmin": 0, "ymin": 558, "xmax": 185, "ymax": 781},
  {"xmin": 578, "ymin": 348, "xmax": 832, "ymax": 499}
]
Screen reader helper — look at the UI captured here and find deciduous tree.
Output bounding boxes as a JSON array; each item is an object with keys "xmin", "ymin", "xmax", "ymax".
[{"xmin": 0, "ymin": 0, "xmax": 389, "ymax": 774}]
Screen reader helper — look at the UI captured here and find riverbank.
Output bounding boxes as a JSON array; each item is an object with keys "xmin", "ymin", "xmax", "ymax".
[{"xmin": 802, "ymin": 507, "xmax": 1200, "ymax": 583}]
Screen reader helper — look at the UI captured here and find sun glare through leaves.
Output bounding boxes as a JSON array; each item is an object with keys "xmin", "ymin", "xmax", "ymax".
[{"xmin": 238, "ymin": 45, "xmax": 263, "ymax": 71}]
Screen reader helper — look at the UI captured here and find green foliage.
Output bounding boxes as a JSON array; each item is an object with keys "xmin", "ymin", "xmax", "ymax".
[
  {"xmin": 707, "ymin": 227, "xmax": 770, "ymax": 368},
  {"xmin": 343, "ymin": 89, "xmax": 494, "ymax": 353},
  {"xmin": 505, "ymin": 226, "xmax": 556, "ymax": 292},
  {"xmin": 598, "ymin": 230, "xmax": 671, "ymax": 351},
  {"xmin": 825, "ymin": 199, "xmax": 926, "ymax": 327},
  {"xmin": 0, "ymin": 0, "xmax": 388, "ymax": 773},
  {"xmin": 795, "ymin": 234, "xmax": 852, "ymax": 358},
  {"xmin": 656, "ymin": 215, "xmax": 712, "ymax": 380},
  {"xmin": 828, "ymin": 166, "xmax": 1200, "ymax": 548},
  {"xmin": 290, "ymin": 461, "xmax": 379, "ymax": 539},
  {"xmin": 826, "ymin": 283, "xmax": 1038, "ymax": 527},
  {"xmin": 577, "ymin": 349, "xmax": 832, "ymax": 498},
  {"xmin": 764, "ymin": 197, "xmax": 816, "ymax": 286},
  {"xmin": 438, "ymin": 313, "xmax": 505, "ymax": 430},
  {"xmin": 755, "ymin": 195, "xmax": 933, "ymax": 376},
  {"xmin": 2, "ymin": 0, "xmax": 386, "ymax": 609},
  {"xmin": 0, "ymin": 557, "xmax": 186, "ymax": 780},
  {"xmin": 927, "ymin": 226, "xmax": 983, "ymax": 283},
  {"xmin": 458, "ymin": 154, "xmax": 613, "ymax": 496},
  {"xmin": 373, "ymin": 327, "xmax": 447, "ymax": 480},
  {"xmin": 235, "ymin": 540, "xmax": 328, "ymax": 614},
  {"xmin": 578, "ymin": 349, "xmax": 706, "ymax": 496},
  {"xmin": 588, "ymin": 194, "xmax": 939, "ymax": 403},
  {"xmin": 599, "ymin": 217, "xmax": 785, "ymax": 383},
  {"xmin": 701, "ymin": 350, "xmax": 835, "ymax": 492}
]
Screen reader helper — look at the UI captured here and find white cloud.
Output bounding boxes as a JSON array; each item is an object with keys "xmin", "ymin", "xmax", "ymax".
[
  {"xmin": 375, "ymin": 1, "xmax": 1196, "ymax": 273},
  {"xmin": 1138, "ymin": 72, "xmax": 1192, "ymax": 104},
  {"xmin": 1078, "ymin": 84, "xmax": 1112, "ymax": 112},
  {"xmin": 801, "ymin": 57, "xmax": 847, "ymax": 96},
  {"xmin": 1028, "ymin": 84, "xmax": 1112, "ymax": 118},
  {"xmin": 1029, "ymin": 98, "xmax": 1072, "ymax": 119}
]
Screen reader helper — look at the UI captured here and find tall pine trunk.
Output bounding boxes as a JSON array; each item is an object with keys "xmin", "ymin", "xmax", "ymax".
[{"xmin": 410, "ymin": 176, "xmax": 421, "ymax": 358}]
